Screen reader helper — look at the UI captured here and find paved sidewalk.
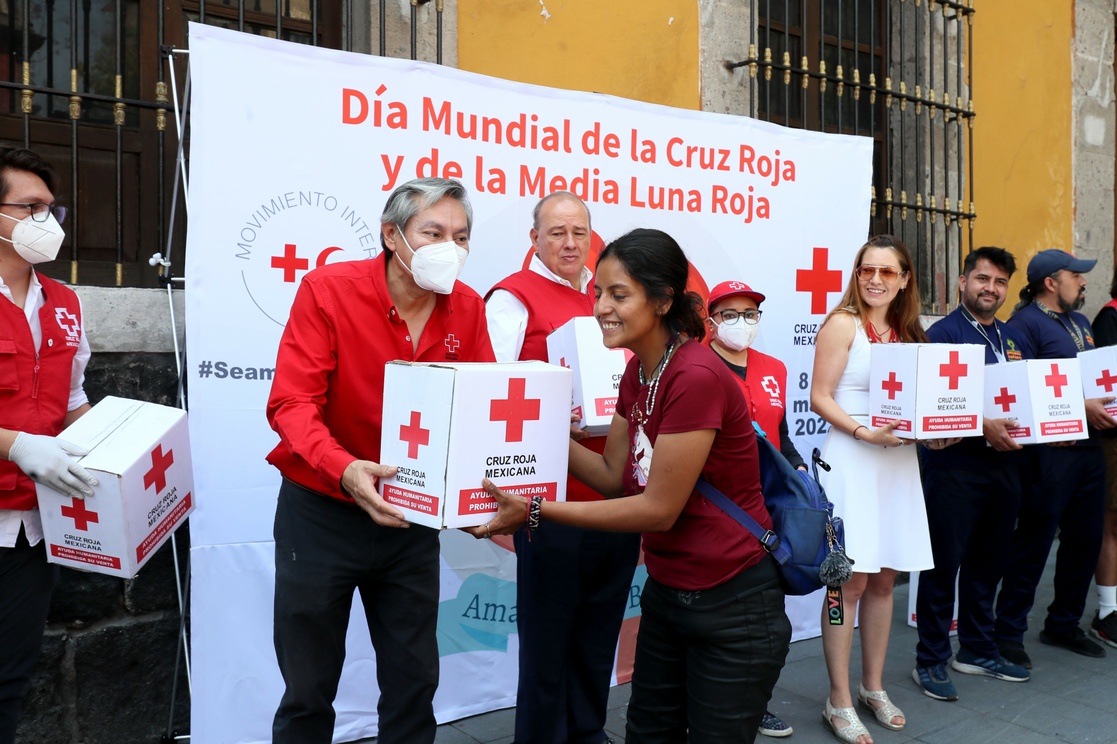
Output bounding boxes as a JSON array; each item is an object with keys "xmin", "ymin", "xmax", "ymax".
[{"xmin": 362, "ymin": 541, "xmax": 1117, "ymax": 743}]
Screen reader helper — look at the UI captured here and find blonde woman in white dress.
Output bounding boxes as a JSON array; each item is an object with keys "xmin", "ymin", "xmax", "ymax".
[{"xmin": 810, "ymin": 235, "xmax": 954, "ymax": 744}]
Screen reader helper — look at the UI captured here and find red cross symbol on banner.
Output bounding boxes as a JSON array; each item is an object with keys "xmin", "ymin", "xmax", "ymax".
[
  {"xmin": 61, "ymin": 497, "xmax": 99, "ymax": 531},
  {"xmin": 559, "ymin": 357, "xmax": 571, "ymax": 369},
  {"xmin": 994, "ymin": 387, "xmax": 1017, "ymax": 412},
  {"xmin": 400, "ymin": 411, "xmax": 430, "ymax": 459},
  {"xmin": 1097, "ymin": 369, "xmax": 1117, "ymax": 393},
  {"xmin": 143, "ymin": 444, "xmax": 175, "ymax": 493},
  {"xmin": 271, "ymin": 243, "xmax": 309, "ymax": 283},
  {"xmin": 881, "ymin": 371, "xmax": 903, "ymax": 399},
  {"xmin": 939, "ymin": 350, "xmax": 969, "ymax": 389},
  {"xmin": 1045, "ymin": 363, "xmax": 1069, "ymax": 398},
  {"xmin": 796, "ymin": 247, "xmax": 843, "ymax": 314},
  {"xmin": 444, "ymin": 334, "xmax": 460, "ymax": 354},
  {"xmin": 490, "ymin": 377, "xmax": 541, "ymax": 442}
]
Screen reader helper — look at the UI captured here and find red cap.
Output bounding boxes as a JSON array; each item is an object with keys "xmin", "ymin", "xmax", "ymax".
[{"xmin": 706, "ymin": 281, "xmax": 766, "ymax": 314}]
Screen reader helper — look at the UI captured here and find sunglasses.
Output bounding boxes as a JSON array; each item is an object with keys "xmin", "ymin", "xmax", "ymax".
[{"xmin": 856, "ymin": 265, "xmax": 904, "ymax": 282}]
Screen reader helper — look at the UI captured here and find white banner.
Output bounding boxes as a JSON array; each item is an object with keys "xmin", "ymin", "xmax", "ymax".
[{"xmin": 185, "ymin": 23, "xmax": 873, "ymax": 744}]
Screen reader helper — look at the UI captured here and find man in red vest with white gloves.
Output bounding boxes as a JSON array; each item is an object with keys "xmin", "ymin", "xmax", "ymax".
[
  {"xmin": 486, "ymin": 192, "xmax": 639, "ymax": 744},
  {"xmin": 0, "ymin": 147, "xmax": 96, "ymax": 744}
]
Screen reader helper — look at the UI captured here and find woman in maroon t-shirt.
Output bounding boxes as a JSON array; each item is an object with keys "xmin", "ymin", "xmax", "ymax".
[{"xmin": 479, "ymin": 228, "xmax": 792, "ymax": 743}]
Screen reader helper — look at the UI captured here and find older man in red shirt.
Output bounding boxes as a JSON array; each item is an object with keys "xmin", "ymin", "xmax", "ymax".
[{"xmin": 267, "ymin": 178, "xmax": 495, "ymax": 744}]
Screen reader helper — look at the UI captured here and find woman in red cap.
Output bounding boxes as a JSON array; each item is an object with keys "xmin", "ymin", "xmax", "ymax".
[
  {"xmin": 707, "ymin": 280, "xmax": 807, "ymax": 472},
  {"xmin": 705, "ymin": 280, "xmax": 803, "ymax": 739}
]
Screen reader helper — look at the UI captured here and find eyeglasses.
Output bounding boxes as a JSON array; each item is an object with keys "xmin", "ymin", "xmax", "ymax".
[
  {"xmin": 0, "ymin": 202, "xmax": 67, "ymax": 224},
  {"xmin": 856, "ymin": 265, "xmax": 903, "ymax": 282},
  {"xmin": 711, "ymin": 308, "xmax": 762, "ymax": 325}
]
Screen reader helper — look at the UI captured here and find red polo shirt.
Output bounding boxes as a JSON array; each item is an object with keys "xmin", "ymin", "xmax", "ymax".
[{"xmin": 266, "ymin": 254, "xmax": 495, "ymax": 502}]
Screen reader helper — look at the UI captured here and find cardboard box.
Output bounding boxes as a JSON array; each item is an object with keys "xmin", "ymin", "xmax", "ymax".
[
  {"xmin": 379, "ymin": 361, "xmax": 573, "ymax": 529},
  {"xmin": 1078, "ymin": 346, "xmax": 1117, "ymax": 417},
  {"xmin": 868, "ymin": 343, "xmax": 985, "ymax": 437},
  {"xmin": 37, "ymin": 396, "xmax": 194, "ymax": 578},
  {"xmin": 907, "ymin": 572, "xmax": 958, "ymax": 635},
  {"xmin": 546, "ymin": 317, "xmax": 629, "ymax": 435},
  {"xmin": 983, "ymin": 359, "xmax": 1087, "ymax": 444}
]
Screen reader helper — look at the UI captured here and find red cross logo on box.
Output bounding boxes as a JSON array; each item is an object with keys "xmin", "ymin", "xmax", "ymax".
[
  {"xmin": 490, "ymin": 377, "xmax": 541, "ymax": 443},
  {"xmin": 143, "ymin": 444, "xmax": 174, "ymax": 493},
  {"xmin": 994, "ymin": 387, "xmax": 1017, "ymax": 412},
  {"xmin": 272, "ymin": 243, "xmax": 309, "ymax": 283},
  {"xmin": 796, "ymin": 247, "xmax": 843, "ymax": 314},
  {"xmin": 1097, "ymin": 369, "xmax": 1117, "ymax": 393},
  {"xmin": 939, "ymin": 350, "xmax": 968, "ymax": 389},
  {"xmin": 881, "ymin": 371, "xmax": 903, "ymax": 400},
  {"xmin": 61, "ymin": 497, "xmax": 99, "ymax": 531},
  {"xmin": 1045, "ymin": 363, "xmax": 1068, "ymax": 398},
  {"xmin": 400, "ymin": 411, "xmax": 430, "ymax": 459}
]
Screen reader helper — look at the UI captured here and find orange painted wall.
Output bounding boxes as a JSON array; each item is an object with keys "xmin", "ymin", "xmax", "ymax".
[
  {"xmin": 971, "ymin": 1, "xmax": 1074, "ymax": 309},
  {"xmin": 457, "ymin": 1, "xmax": 700, "ymax": 110}
]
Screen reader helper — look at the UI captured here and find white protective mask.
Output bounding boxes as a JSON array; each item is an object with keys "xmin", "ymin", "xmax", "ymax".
[
  {"xmin": 714, "ymin": 315, "xmax": 759, "ymax": 352},
  {"xmin": 0, "ymin": 211, "xmax": 65, "ymax": 265},
  {"xmin": 395, "ymin": 227, "xmax": 468, "ymax": 295}
]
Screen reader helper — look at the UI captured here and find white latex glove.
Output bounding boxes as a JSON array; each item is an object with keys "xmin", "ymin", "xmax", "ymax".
[{"xmin": 8, "ymin": 433, "xmax": 98, "ymax": 499}]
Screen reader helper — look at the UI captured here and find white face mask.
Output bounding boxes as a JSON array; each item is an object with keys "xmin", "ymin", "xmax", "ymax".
[
  {"xmin": 714, "ymin": 315, "xmax": 759, "ymax": 352},
  {"xmin": 0, "ymin": 211, "xmax": 65, "ymax": 265},
  {"xmin": 395, "ymin": 227, "xmax": 468, "ymax": 295}
]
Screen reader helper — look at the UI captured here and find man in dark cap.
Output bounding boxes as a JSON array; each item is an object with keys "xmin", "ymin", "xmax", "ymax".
[{"xmin": 993, "ymin": 249, "xmax": 1116, "ymax": 667}]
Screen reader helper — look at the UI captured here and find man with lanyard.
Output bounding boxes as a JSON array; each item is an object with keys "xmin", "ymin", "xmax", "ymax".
[
  {"xmin": 0, "ymin": 147, "xmax": 96, "ymax": 743},
  {"xmin": 267, "ymin": 178, "xmax": 495, "ymax": 744},
  {"xmin": 486, "ymin": 191, "xmax": 639, "ymax": 744},
  {"xmin": 911, "ymin": 247, "xmax": 1030, "ymax": 702},
  {"xmin": 993, "ymin": 248, "xmax": 1116, "ymax": 668}
]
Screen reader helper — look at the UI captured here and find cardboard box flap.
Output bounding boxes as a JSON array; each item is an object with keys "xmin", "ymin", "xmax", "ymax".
[
  {"xmin": 58, "ymin": 396, "xmax": 143, "ymax": 454},
  {"xmin": 387, "ymin": 360, "xmax": 557, "ymax": 373},
  {"xmin": 74, "ymin": 400, "xmax": 187, "ymax": 474}
]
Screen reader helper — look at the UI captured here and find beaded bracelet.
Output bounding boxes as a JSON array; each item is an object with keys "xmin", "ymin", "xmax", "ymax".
[{"xmin": 528, "ymin": 495, "xmax": 543, "ymax": 532}]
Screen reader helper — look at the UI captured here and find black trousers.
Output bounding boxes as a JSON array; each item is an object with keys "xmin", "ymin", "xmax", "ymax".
[
  {"xmin": 0, "ymin": 526, "xmax": 58, "ymax": 744},
  {"xmin": 272, "ymin": 480, "xmax": 440, "ymax": 744},
  {"xmin": 994, "ymin": 445, "xmax": 1106, "ymax": 642},
  {"xmin": 625, "ymin": 558, "xmax": 790, "ymax": 744},
  {"xmin": 513, "ymin": 521, "xmax": 641, "ymax": 744},
  {"xmin": 916, "ymin": 457, "xmax": 1023, "ymax": 665}
]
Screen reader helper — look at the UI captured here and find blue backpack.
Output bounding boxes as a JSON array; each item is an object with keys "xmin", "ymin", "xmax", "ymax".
[{"xmin": 695, "ymin": 424, "xmax": 850, "ymax": 596}]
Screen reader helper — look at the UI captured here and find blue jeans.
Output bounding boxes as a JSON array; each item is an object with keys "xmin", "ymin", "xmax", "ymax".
[
  {"xmin": 271, "ymin": 479, "xmax": 440, "ymax": 744},
  {"xmin": 626, "ymin": 557, "xmax": 791, "ymax": 744}
]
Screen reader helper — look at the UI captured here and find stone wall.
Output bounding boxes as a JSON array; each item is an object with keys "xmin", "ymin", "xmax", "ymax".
[{"xmin": 1074, "ymin": 0, "xmax": 1117, "ymax": 319}]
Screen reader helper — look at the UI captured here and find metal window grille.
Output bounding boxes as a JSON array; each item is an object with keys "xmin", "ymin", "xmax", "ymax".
[
  {"xmin": 0, "ymin": 0, "xmax": 446, "ymax": 288},
  {"xmin": 735, "ymin": 0, "xmax": 974, "ymax": 313}
]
